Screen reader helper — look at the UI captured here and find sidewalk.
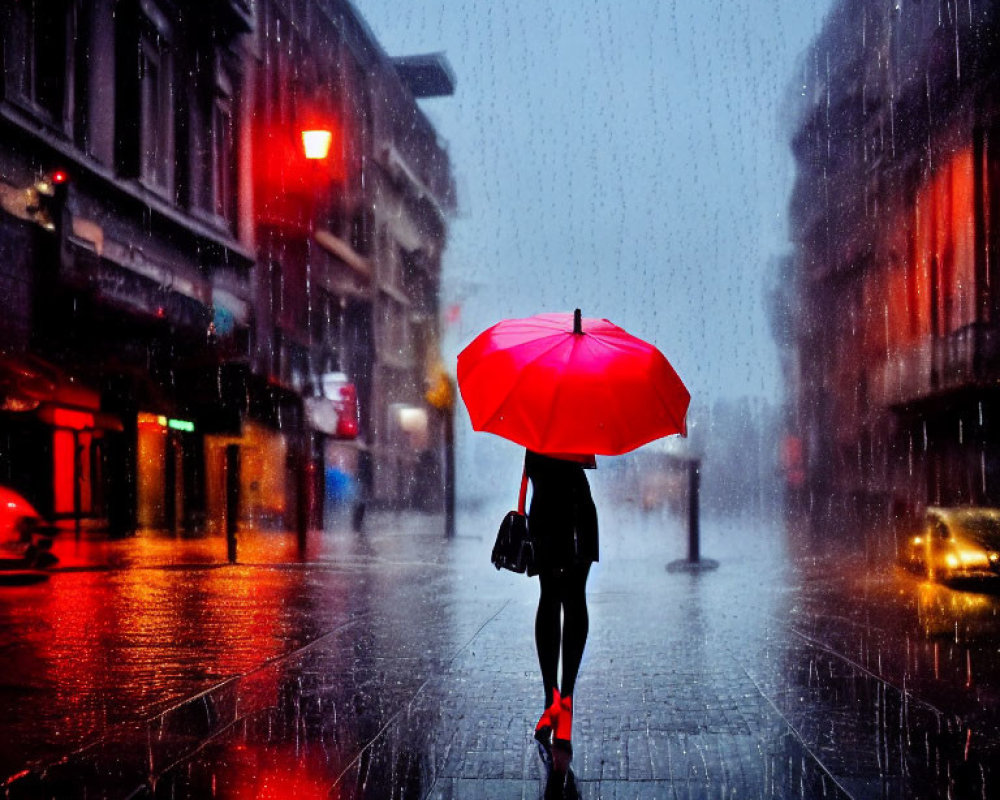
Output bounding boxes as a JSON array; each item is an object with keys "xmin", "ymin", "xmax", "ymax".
[{"xmin": 2, "ymin": 500, "xmax": 997, "ymax": 798}]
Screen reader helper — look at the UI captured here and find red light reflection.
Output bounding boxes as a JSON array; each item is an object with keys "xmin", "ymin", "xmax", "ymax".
[
  {"xmin": 0, "ymin": 541, "xmax": 313, "ymax": 775},
  {"xmin": 208, "ymin": 742, "xmax": 332, "ymax": 799}
]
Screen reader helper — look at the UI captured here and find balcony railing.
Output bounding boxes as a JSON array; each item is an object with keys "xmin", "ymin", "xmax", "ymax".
[{"xmin": 873, "ymin": 323, "xmax": 1000, "ymax": 409}]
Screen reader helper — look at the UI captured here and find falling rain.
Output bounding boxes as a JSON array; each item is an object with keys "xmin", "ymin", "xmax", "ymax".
[{"xmin": 4, "ymin": 1, "xmax": 1000, "ymax": 799}]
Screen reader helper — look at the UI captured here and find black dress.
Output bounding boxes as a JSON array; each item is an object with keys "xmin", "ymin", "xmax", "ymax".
[{"xmin": 525, "ymin": 450, "xmax": 599, "ymax": 572}]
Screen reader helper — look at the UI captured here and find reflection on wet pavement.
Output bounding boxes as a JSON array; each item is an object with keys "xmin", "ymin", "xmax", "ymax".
[
  {"xmin": 768, "ymin": 508, "xmax": 1000, "ymax": 798},
  {"xmin": 6, "ymin": 500, "xmax": 1000, "ymax": 797},
  {"xmin": 139, "ymin": 507, "xmax": 851, "ymax": 799}
]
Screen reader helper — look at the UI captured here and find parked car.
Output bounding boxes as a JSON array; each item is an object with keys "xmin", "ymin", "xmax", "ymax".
[
  {"xmin": 903, "ymin": 506, "xmax": 1000, "ymax": 583},
  {"xmin": 0, "ymin": 486, "xmax": 57, "ymax": 572}
]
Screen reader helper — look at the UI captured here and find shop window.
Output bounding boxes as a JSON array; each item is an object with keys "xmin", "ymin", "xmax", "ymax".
[
  {"xmin": 136, "ymin": 412, "xmax": 167, "ymax": 529},
  {"xmin": 53, "ymin": 428, "xmax": 95, "ymax": 517},
  {"xmin": 911, "ymin": 147, "xmax": 977, "ymax": 339}
]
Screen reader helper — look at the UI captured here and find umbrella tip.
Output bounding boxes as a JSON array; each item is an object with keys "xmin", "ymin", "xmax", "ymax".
[{"xmin": 573, "ymin": 308, "xmax": 582, "ymax": 335}]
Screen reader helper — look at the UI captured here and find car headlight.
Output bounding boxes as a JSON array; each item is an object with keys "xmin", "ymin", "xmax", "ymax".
[{"xmin": 955, "ymin": 548, "xmax": 991, "ymax": 568}]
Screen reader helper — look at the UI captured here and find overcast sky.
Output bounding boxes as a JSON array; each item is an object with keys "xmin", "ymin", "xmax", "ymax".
[{"xmin": 357, "ymin": 0, "xmax": 832, "ymax": 449}]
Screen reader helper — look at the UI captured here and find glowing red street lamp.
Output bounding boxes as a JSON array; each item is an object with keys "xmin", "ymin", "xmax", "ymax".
[
  {"xmin": 299, "ymin": 124, "xmax": 335, "ymax": 539},
  {"xmin": 301, "ymin": 129, "xmax": 333, "ymax": 161}
]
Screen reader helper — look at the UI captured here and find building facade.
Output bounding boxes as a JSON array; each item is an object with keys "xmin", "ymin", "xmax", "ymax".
[
  {"xmin": 787, "ymin": 0, "xmax": 1000, "ymax": 518},
  {"xmin": 249, "ymin": 0, "xmax": 456, "ymax": 516},
  {"xmin": 0, "ymin": 0, "xmax": 454, "ymax": 535}
]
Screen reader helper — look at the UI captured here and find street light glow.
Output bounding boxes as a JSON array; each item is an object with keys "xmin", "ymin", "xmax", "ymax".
[{"xmin": 301, "ymin": 129, "xmax": 333, "ymax": 160}]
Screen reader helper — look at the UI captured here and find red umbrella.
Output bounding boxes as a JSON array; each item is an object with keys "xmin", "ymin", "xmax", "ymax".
[{"xmin": 457, "ymin": 310, "xmax": 689, "ymax": 456}]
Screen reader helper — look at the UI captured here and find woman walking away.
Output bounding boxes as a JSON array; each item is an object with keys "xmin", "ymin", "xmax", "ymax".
[{"xmin": 525, "ymin": 448, "xmax": 598, "ymax": 758}]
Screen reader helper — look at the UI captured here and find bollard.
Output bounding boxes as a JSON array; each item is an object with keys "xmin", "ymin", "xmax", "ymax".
[
  {"xmin": 687, "ymin": 458, "xmax": 700, "ymax": 562},
  {"xmin": 667, "ymin": 457, "xmax": 718, "ymax": 574},
  {"xmin": 296, "ymin": 447, "xmax": 309, "ymax": 552},
  {"xmin": 444, "ymin": 406, "xmax": 456, "ymax": 538},
  {"xmin": 225, "ymin": 444, "xmax": 239, "ymax": 563}
]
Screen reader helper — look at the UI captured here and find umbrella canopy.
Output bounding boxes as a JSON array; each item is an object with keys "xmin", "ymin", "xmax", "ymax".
[{"xmin": 457, "ymin": 310, "xmax": 689, "ymax": 456}]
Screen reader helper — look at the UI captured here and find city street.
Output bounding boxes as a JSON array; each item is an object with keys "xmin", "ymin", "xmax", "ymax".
[
  {"xmin": 2, "ymin": 490, "xmax": 1000, "ymax": 799},
  {"xmin": 5, "ymin": 2, "xmax": 1000, "ymax": 799}
]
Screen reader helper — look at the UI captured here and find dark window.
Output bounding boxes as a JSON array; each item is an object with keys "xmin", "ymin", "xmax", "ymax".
[
  {"xmin": 187, "ymin": 45, "xmax": 239, "ymax": 232},
  {"xmin": 212, "ymin": 68, "xmax": 237, "ymax": 226},
  {"xmin": 186, "ymin": 50, "xmax": 213, "ymax": 214},
  {"xmin": 116, "ymin": 1, "xmax": 174, "ymax": 196},
  {"xmin": 138, "ymin": 25, "xmax": 174, "ymax": 192},
  {"xmin": 2, "ymin": 0, "xmax": 73, "ymax": 130}
]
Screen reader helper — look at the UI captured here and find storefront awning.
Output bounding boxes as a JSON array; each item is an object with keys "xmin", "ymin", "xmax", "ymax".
[
  {"xmin": 0, "ymin": 352, "xmax": 116, "ymax": 422},
  {"xmin": 36, "ymin": 405, "xmax": 123, "ymax": 432},
  {"xmin": 0, "ymin": 352, "xmax": 60, "ymax": 411}
]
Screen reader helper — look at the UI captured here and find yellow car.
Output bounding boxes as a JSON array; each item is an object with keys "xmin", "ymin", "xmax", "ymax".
[{"xmin": 905, "ymin": 506, "xmax": 1000, "ymax": 583}]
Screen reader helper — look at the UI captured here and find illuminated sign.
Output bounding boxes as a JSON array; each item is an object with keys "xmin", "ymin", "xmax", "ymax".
[{"xmin": 137, "ymin": 413, "xmax": 195, "ymax": 432}]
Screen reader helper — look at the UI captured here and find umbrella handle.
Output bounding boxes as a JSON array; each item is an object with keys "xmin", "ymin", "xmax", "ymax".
[
  {"xmin": 517, "ymin": 467, "xmax": 528, "ymax": 514},
  {"xmin": 573, "ymin": 308, "xmax": 582, "ymax": 335}
]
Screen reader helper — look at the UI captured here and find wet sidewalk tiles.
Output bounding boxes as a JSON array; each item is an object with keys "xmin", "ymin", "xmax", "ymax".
[{"xmin": 2, "ymin": 506, "xmax": 1000, "ymax": 798}]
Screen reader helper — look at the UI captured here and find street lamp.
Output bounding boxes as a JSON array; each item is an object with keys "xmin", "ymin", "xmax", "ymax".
[
  {"xmin": 299, "ymin": 126, "xmax": 333, "ymax": 540},
  {"xmin": 301, "ymin": 129, "xmax": 333, "ymax": 161}
]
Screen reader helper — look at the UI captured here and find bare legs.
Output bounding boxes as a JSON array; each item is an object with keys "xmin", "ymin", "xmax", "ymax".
[{"xmin": 535, "ymin": 563, "xmax": 591, "ymax": 706}]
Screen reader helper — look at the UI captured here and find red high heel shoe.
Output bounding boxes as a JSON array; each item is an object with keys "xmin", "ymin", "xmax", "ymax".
[
  {"xmin": 553, "ymin": 694, "xmax": 573, "ymax": 752},
  {"xmin": 534, "ymin": 688, "xmax": 561, "ymax": 746}
]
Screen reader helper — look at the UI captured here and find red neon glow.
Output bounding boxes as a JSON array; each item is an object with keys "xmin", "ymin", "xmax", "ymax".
[
  {"xmin": 53, "ymin": 430, "xmax": 74, "ymax": 514},
  {"xmin": 910, "ymin": 146, "xmax": 976, "ymax": 339},
  {"xmin": 254, "ymin": 119, "xmax": 349, "ymax": 228},
  {"xmin": 335, "ymin": 384, "xmax": 359, "ymax": 439},
  {"xmin": 137, "ymin": 412, "xmax": 167, "ymax": 430},
  {"xmin": 950, "ymin": 148, "xmax": 975, "ymax": 329},
  {"xmin": 53, "ymin": 428, "xmax": 94, "ymax": 515},
  {"xmin": 52, "ymin": 408, "xmax": 94, "ymax": 430},
  {"xmin": 51, "ymin": 170, "xmax": 68, "ymax": 184}
]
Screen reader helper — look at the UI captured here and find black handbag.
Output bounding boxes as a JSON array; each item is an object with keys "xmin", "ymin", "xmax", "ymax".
[{"xmin": 491, "ymin": 466, "xmax": 537, "ymax": 575}]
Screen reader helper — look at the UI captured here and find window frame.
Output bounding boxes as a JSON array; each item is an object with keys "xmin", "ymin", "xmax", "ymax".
[
  {"xmin": 2, "ymin": 0, "xmax": 76, "ymax": 135},
  {"xmin": 210, "ymin": 60, "xmax": 237, "ymax": 229},
  {"xmin": 136, "ymin": 8, "xmax": 175, "ymax": 196}
]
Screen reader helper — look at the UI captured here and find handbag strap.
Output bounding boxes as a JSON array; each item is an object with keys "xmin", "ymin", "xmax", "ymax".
[{"xmin": 517, "ymin": 465, "xmax": 528, "ymax": 515}]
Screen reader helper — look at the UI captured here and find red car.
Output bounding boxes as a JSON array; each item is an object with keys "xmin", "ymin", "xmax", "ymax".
[{"xmin": 0, "ymin": 486, "xmax": 57, "ymax": 573}]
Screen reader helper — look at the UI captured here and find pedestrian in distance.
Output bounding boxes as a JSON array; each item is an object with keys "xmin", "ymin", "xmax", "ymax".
[
  {"xmin": 526, "ymin": 448, "xmax": 598, "ymax": 760},
  {"xmin": 351, "ymin": 446, "xmax": 373, "ymax": 533}
]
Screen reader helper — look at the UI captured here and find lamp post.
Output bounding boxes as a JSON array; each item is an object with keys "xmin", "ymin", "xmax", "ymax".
[
  {"xmin": 301, "ymin": 126, "xmax": 331, "ymax": 373},
  {"xmin": 298, "ymin": 127, "xmax": 332, "ymax": 545},
  {"xmin": 300, "ymin": 126, "xmax": 332, "ymax": 322}
]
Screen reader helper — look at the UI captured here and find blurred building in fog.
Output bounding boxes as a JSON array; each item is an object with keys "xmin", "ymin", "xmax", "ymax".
[
  {"xmin": 786, "ymin": 0, "xmax": 1000, "ymax": 517},
  {"xmin": 0, "ymin": 0, "xmax": 454, "ymax": 533}
]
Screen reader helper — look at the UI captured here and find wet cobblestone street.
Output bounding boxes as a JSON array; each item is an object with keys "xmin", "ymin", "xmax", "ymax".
[{"xmin": 3, "ymin": 496, "xmax": 1000, "ymax": 798}]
